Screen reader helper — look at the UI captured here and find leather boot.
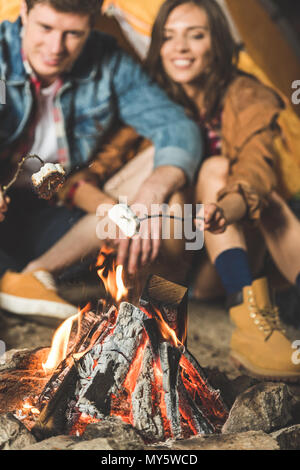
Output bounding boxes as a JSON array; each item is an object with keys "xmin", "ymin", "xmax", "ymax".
[{"xmin": 230, "ymin": 277, "xmax": 300, "ymax": 381}]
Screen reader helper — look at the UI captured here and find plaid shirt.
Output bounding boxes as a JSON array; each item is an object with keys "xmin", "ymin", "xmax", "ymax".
[
  {"xmin": 199, "ymin": 113, "xmax": 222, "ymax": 159},
  {"xmin": 0, "ymin": 51, "xmax": 70, "ymax": 184},
  {"xmin": 22, "ymin": 53, "xmax": 70, "ymax": 170}
]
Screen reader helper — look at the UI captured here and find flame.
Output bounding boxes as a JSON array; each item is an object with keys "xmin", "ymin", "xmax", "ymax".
[
  {"xmin": 97, "ymin": 246, "xmax": 128, "ymax": 303},
  {"xmin": 21, "ymin": 399, "xmax": 41, "ymax": 417},
  {"xmin": 42, "ymin": 304, "xmax": 91, "ymax": 374},
  {"xmin": 42, "ymin": 313, "xmax": 78, "ymax": 374},
  {"xmin": 142, "ymin": 305, "xmax": 183, "ymax": 349}
]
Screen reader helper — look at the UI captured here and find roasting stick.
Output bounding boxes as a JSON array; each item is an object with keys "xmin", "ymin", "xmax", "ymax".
[
  {"xmin": 108, "ymin": 203, "xmax": 204, "ymax": 238},
  {"xmin": 1, "ymin": 154, "xmax": 66, "ymax": 200},
  {"xmin": 1, "ymin": 154, "xmax": 45, "ymax": 196}
]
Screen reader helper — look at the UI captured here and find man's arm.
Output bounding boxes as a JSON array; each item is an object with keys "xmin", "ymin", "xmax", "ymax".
[{"xmin": 110, "ymin": 52, "xmax": 203, "ymax": 184}]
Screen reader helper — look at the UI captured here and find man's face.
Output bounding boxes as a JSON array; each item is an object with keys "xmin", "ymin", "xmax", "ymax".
[{"xmin": 21, "ymin": 1, "xmax": 91, "ymax": 85}]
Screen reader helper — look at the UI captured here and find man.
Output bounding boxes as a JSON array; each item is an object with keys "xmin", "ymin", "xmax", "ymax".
[{"xmin": 0, "ymin": 0, "xmax": 202, "ymax": 321}]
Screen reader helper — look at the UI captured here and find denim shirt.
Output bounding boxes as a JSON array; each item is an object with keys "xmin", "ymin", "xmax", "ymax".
[{"xmin": 0, "ymin": 18, "xmax": 203, "ymax": 182}]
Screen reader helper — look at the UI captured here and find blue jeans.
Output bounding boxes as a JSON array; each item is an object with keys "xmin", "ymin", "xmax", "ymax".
[{"xmin": 0, "ymin": 190, "xmax": 85, "ymax": 278}]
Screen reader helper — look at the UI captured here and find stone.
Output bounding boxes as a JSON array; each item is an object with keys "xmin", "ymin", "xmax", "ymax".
[
  {"xmin": 82, "ymin": 417, "xmax": 145, "ymax": 448},
  {"xmin": 222, "ymin": 382, "xmax": 293, "ymax": 434},
  {"xmin": 272, "ymin": 425, "xmax": 300, "ymax": 450},
  {"xmin": 287, "ymin": 384, "xmax": 300, "ymax": 425},
  {"xmin": 70, "ymin": 438, "xmax": 116, "ymax": 450},
  {"xmin": 147, "ymin": 431, "xmax": 279, "ymax": 451},
  {"xmin": 0, "ymin": 413, "xmax": 36, "ymax": 450},
  {"xmin": 70, "ymin": 437, "xmax": 143, "ymax": 450},
  {"xmin": 23, "ymin": 435, "xmax": 80, "ymax": 450}
]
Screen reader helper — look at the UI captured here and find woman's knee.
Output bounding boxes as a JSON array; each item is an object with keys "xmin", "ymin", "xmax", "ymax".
[{"xmin": 196, "ymin": 156, "xmax": 229, "ymax": 200}]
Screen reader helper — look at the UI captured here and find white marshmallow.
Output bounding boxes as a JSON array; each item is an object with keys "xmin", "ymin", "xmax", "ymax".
[{"xmin": 108, "ymin": 203, "xmax": 141, "ymax": 238}]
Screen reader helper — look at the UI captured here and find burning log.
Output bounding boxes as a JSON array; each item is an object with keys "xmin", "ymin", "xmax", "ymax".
[
  {"xmin": 140, "ymin": 274, "xmax": 188, "ymax": 345},
  {"xmin": 22, "ymin": 253, "xmax": 228, "ymax": 443},
  {"xmin": 32, "ymin": 305, "xmax": 118, "ymax": 439}
]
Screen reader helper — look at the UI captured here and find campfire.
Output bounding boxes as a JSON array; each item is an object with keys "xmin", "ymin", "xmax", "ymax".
[{"xmin": 9, "ymin": 246, "xmax": 228, "ymax": 444}]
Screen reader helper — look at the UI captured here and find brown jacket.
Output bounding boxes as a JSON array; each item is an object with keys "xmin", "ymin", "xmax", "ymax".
[
  {"xmin": 217, "ymin": 74, "xmax": 284, "ymax": 220},
  {"xmin": 58, "ymin": 74, "xmax": 284, "ymax": 220}
]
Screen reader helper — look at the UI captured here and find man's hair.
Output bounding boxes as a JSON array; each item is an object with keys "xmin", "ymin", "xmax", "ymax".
[{"xmin": 25, "ymin": 0, "xmax": 102, "ymax": 18}]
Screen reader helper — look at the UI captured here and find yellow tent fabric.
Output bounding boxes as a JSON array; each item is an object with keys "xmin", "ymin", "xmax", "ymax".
[
  {"xmin": 2, "ymin": 0, "xmax": 300, "ymax": 197},
  {"xmin": 225, "ymin": 0, "xmax": 300, "ymax": 116},
  {"xmin": 0, "ymin": 0, "xmax": 20, "ymax": 21},
  {"xmin": 102, "ymin": 0, "xmax": 163, "ymax": 36}
]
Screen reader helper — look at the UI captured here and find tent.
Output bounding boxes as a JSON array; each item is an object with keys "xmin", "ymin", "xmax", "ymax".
[{"xmin": 1, "ymin": 0, "xmax": 300, "ymax": 198}]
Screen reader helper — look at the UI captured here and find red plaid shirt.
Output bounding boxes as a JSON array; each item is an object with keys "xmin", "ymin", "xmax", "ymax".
[
  {"xmin": 199, "ymin": 113, "xmax": 222, "ymax": 158},
  {"xmin": 0, "ymin": 51, "xmax": 70, "ymax": 185}
]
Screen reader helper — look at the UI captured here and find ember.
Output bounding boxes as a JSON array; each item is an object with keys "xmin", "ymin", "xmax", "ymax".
[{"xmin": 15, "ymin": 246, "xmax": 228, "ymax": 443}]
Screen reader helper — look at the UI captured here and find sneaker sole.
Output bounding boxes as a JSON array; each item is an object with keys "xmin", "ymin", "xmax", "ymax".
[
  {"xmin": 0, "ymin": 292, "xmax": 78, "ymax": 320},
  {"xmin": 230, "ymin": 351, "xmax": 300, "ymax": 383}
]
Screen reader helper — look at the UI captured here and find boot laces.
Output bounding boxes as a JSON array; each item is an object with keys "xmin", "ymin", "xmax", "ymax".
[{"xmin": 257, "ymin": 306, "xmax": 286, "ymax": 341}]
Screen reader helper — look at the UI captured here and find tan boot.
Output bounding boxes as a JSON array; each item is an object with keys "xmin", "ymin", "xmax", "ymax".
[{"xmin": 230, "ymin": 277, "xmax": 300, "ymax": 382}]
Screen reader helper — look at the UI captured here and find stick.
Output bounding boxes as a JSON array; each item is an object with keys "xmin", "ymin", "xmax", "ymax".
[{"xmin": 2, "ymin": 154, "xmax": 44, "ymax": 196}]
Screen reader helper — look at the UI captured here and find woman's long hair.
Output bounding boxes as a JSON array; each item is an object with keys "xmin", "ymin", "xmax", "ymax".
[{"xmin": 144, "ymin": 0, "xmax": 239, "ymax": 122}]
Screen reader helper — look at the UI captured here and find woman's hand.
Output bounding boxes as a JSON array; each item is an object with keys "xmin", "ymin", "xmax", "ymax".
[
  {"xmin": 203, "ymin": 203, "xmax": 227, "ymax": 234},
  {"xmin": 0, "ymin": 189, "xmax": 9, "ymax": 222}
]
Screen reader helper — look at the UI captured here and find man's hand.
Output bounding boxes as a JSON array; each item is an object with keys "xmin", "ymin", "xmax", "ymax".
[
  {"xmin": 115, "ymin": 166, "xmax": 186, "ymax": 275},
  {"xmin": 115, "ymin": 202, "xmax": 162, "ymax": 274},
  {"xmin": 0, "ymin": 189, "xmax": 9, "ymax": 222},
  {"xmin": 202, "ymin": 203, "xmax": 227, "ymax": 234}
]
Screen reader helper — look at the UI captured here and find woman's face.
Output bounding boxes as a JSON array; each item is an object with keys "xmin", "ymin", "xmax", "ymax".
[{"xmin": 160, "ymin": 3, "xmax": 212, "ymax": 86}]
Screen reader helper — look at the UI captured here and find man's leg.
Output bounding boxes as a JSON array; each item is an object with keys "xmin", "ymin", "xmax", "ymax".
[
  {"xmin": 0, "ymin": 195, "xmax": 87, "ymax": 320},
  {"xmin": 23, "ymin": 211, "xmax": 101, "ymax": 274}
]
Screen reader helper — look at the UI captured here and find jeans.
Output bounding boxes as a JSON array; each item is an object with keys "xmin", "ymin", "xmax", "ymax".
[{"xmin": 0, "ymin": 189, "xmax": 85, "ymax": 278}]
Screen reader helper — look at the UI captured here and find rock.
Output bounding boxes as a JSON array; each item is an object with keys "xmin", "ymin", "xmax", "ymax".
[
  {"xmin": 0, "ymin": 349, "xmax": 29, "ymax": 372},
  {"xmin": 82, "ymin": 417, "xmax": 145, "ymax": 448},
  {"xmin": 287, "ymin": 384, "xmax": 300, "ymax": 425},
  {"xmin": 222, "ymin": 382, "xmax": 293, "ymax": 434},
  {"xmin": 70, "ymin": 437, "xmax": 142, "ymax": 450},
  {"xmin": 272, "ymin": 425, "xmax": 300, "ymax": 450},
  {"xmin": 148, "ymin": 431, "xmax": 279, "ymax": 451},
  {"xmin": 0, "ymin": 413, "xmax": 36, "ymax": 450},
  {"xmin": 23, "ymin": 435, "xmax": 80, "ymax": 450}
]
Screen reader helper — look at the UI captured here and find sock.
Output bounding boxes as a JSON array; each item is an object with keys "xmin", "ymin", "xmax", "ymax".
[{"xmin": 215, "ymin": 248, "xmax": 252, "ymax": 295}]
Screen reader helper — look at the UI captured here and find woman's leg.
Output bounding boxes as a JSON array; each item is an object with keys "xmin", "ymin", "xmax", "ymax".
[
  {"xmin": 196, "ymin": 157, "xmax": 247, "ymax": 263},
  {"xmin": 259, "ymin": 191, "xmax": 300, "ymax": 285},
  {"xmin": 194, "ymin": 156, "xmax": 265, "ymax": 296}
]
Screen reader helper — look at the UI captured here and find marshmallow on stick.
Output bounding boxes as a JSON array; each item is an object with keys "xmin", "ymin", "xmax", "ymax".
[
  {"xmin": 2, "ymin": 154, "xmax": 66, "ymax": 200},
  {"xmin": 31, "ymin": 163, "xmax": 65, "ymax": 200}
]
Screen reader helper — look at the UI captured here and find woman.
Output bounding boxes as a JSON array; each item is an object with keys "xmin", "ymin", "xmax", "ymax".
[{"xmin": 144, "ymin": 0, "xmax": 300, "ymax": 380}]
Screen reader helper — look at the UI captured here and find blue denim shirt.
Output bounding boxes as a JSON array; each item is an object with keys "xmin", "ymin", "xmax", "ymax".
[{"xmin": 0, "ymin": 18, "xmax": 203, "ymax": 182}]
